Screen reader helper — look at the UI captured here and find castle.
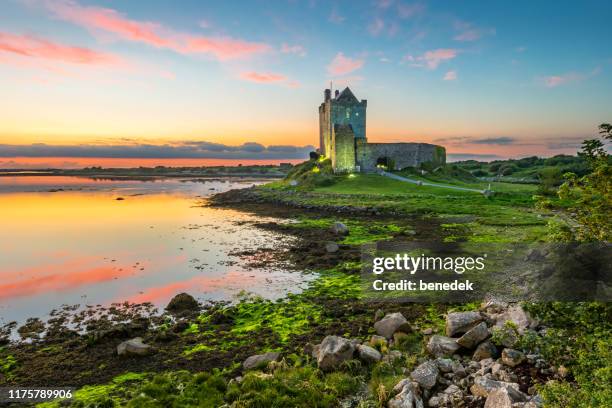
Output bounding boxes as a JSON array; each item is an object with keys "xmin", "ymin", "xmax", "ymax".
[{"xmin": 318, "ymin": 87, "xmax": 446, "ymax": 173}]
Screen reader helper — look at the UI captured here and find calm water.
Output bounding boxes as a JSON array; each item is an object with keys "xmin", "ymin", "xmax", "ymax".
[{"xmin": 0, "ymin": 176, "xmax": 313, "ymax": 325}]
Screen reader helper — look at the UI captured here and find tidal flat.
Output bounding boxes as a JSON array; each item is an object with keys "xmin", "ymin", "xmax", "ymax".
[{"xmin": 0, "ymin": 166, "xmax": 609, "ymax": 407}]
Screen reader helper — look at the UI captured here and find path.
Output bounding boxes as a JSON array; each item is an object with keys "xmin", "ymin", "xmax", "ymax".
[{"xmin": 378, "ymin": 170, "xmax": 489, "ymax": 194}]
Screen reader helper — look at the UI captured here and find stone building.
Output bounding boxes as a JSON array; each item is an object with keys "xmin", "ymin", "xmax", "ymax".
[{"xmin": 318, "ymin": 87, "xmax": 446, "ymax": 173}]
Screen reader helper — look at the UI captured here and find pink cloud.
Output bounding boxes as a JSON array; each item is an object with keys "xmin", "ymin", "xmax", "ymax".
[
  {"xmin": 0, "ymin": 31, "xmax": 122, "ymax": 65},
  {"xmin": 543, "ymin": 73, "xmax": 583, "ymax": 88},
  {"xmin": 405, "ymin": 48, "xmax": 458, "ymax": 69},
  {"xmin": 281, "ymin": 43, "xmax": 306, "ymax": 57},
  {"xmin": 240, "ymin": 71, "xmax": 287, "ymax": 83},
  {"xmin": 42, "ymin": 0, "xmax": 270, "ymax": 60},
  {"xmin": 327, "ymin": 52, "xmax": 365, "ymax": 76},
  {"xmin": 443, "ymin": 70, "xmax": 457, "ymax": 81},
  {"xmin": 542, "ymin": 67, "xmax": 600, "ymax": 88}
]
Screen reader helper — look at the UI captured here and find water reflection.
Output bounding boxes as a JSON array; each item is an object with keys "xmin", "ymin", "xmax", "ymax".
[{"xmin": 0, "ymin": 176, "xmax": 313, "ymax": 325}]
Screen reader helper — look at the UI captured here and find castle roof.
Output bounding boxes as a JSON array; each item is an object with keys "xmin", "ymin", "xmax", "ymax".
[{"xmin": 335, "ymin": 87, "xmax": 359, "ymax": 104}]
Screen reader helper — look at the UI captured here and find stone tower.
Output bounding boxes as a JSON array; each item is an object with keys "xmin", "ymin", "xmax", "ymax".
[{"xmin": 318, "ymin": 87, "xmax": 367, "ymax": 170}]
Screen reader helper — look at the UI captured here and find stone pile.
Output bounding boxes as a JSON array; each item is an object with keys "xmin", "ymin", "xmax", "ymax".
[{"xmin": 241, "ymin": 302, "xmax": 554, "ymax": 407}]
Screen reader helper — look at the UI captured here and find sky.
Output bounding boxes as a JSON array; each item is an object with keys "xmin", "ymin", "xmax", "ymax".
[{"xmin": 1, "ymin": 0, "xmax": 611, "ymax": 168}]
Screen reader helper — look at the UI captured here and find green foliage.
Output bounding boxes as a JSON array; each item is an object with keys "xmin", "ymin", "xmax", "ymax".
[
  {"xmin": 537, "ymin": 167, "xmax": 563, "ymax": 196},
  {"xmin": 0, "ymin": 352, "xmax": 17, "ymax": 379},
  {"xmin": 556, "ymin": 123, "xmax": 611, "ymax": 242},
  {"xmin": 127, "ymin": 371, "xmax": 226, "ymax": 408},
  {"xmin": 521, "ymin": 302, "xmax": 612, "ymax": 407},
  {"xmin": 231, "ymin": 295, "xmax": 323, "ymax": 343},
  {"xmin": 284, "ymin": 158, "xmax": 336, "ymax": 189},
  {"xmin": 226, "ymin": 365, "xmax": 360, "ymax": 407}
]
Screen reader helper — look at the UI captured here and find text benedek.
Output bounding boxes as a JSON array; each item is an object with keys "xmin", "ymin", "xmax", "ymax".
[{"xmin": 372, "ymin": 279, "xmax": 474, "ymax": 291}]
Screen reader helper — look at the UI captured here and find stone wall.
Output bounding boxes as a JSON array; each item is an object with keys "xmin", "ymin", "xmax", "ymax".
[
  {"xmin": 356, "ymin": 142, "xmax": 446, "ymax": 172},
  {"xmin": 331, "ymin": 101, "xmax": 366, "ymax": 140},
  {"xmin": 332, "ymin": 124, "xmax": 356, "ymax": 173}
]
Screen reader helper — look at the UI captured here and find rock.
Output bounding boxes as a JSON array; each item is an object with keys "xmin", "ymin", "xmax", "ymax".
[
  {"xmin": 446, "ymin": 311, "xmax": 483, "ymax": 337},
  {"xmin": 374, "ymin": 309, "xmax": 385, "ymax": 322},
  {"xmin": 501, "ymin": 348, "xmax": 525, "ymax": 367},
  {"xmin": 324, "ymin": 242, "xmax": 339, "ymax": 253},
  {"xmin": 388, "ymin": 380, "xmax": 424, "ymax": 408},
  {"xmin": 473, "ymin": 341, "xmax": 498, "ymax": 361},
  {"xmin": 315, "ymin": 335, "xmax": 355, "ymax": 371},
  {"xmin": 331, "ymin": 222, "xmax": 349, "ymax": 235},
  {"xmin": 370, "ymin": 335, "xmax": 388, "ymax": 348},
  {"xmin": 470, "ymin": 376, "xmax": 525, "ymax": 401},
  {"xmin": 481, "ymin": 300, "xmax": 509, "ymax": 314},
  {"xmin": 484, "ymin": 388, "xmax": 514, "ymax": 408},
  {"xmin": 374, "ymin": 312, "xmax": 411, "ymax": 339},
  {"xmin": 357, "ymin": 344, "xmax": 382, "ymax": 364},
  {"xmin": 166, "ymin": 293, "xmax": 199, "ymax": 313},
  {"xmin": 436, "ymin": 358, "xmax": 453, "ymax": 373},
  {"xmin": 410, "ymin": 361, "xmax": 439, "ymax": 389},
  {"xmin": 427, "ymin": 335, "xmax": 460, "ymax": 357},
  {"xmin": 421, "ymin": 328, "xmax": 433, "ymax": 335},
  {"xmin": 243, "ymin": 352, "xmax": 281, "ymax": 370},
  {"xmin": 493, "ymin": 305, "xmax": 535, "ymax": 334},
  {"xmin": 117, "ymin": 337, "xmax": 152, "ymax": 356},
  {"xmin": 428, "ymin": 385, "xmax": 462, "ymax": 407},
  {"xmin": 289, "ymin": 180, "xmax": 298, "ymax": 186},
  {"xmin": 451, "ymin": 360, "xmax": 467, "ymax": 378},
  {"xmin": 383, "ymin": 350, "xmax": 403, "ymax": 364},
  {"xmin": 457, "ymin": 322, "xmax": 489, "ymax": 349}
]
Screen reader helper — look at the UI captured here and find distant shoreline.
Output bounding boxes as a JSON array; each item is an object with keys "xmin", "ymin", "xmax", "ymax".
[{"xmin": 0, "ymin": 165, "xmax": 290, "ymax": 179}]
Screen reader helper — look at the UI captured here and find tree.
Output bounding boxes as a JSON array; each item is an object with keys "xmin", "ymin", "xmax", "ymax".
[{"xmin": 557, "ymin": 123, "xmax": 611, "ymax": 242}]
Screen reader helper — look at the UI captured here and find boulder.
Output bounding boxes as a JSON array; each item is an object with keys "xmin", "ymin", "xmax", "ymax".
[
  {"xmin": 374, "ymin": 309, "xmax": 385, "ymax": 322},
  {"xmin": 473, "ymin": 341, "xmax": 498, "ymax": 361},
  {"xmin": 315, "ymin": 335, "xmax": 355, "ymax": 371},
  {"xmin": 493, "ymin": 305, "xmax": 535, "ymax": 334},
  {"xmin": 410, "ymin": 360, "xmax": 439, "ymax": 390},
  {"xmin": 325, "ymin": 242, "xmax": 339, "ymax": 253},
  {"xmin": 456, "ymin": 322, "xmax": 489, "ymax": 349},
  {"xmin": 388, "ymin": 380, "xmax": 424, "ymax": 408},
  {"xmin": 470, "ymin": 376, "xmax": 525, "ymax": 401},
  {"xmin": 501, "ymin": 348, "xmax": 525, "ymax": 367},
  {"xmin": 243, "ymin": 352, "xmax": 280, "ymax": 370},
  {"xmin": 374, "ymin": 312, "xmax": 411, "ymax": 339},
  {"xmin": 117, "ymin": 337, "xmax": 152, "ymax": 356},
  {"xmin": 484, "ymin": 388, "xmax": 513, "ymax": 408},
  {"xmin": 166, "ymin": 293, "xmax": 199, "ymax": 313},
  {"xmin": 435, "ymin": 358, "xmax": 453, "ymax": 373},
  {"xmin": 446, "ymin": 311, "xmax": 483, "ymax": 337},
  {"xmin": 357, "ymin": 344, "xmax": 382, "ymax": 364},
  {"xmin": 331, "ymin": 222, "xmax": 349, "ymax": 235},
  {"xmin": 427, "ymin": 335, "xmax": 460, "ymax": 357},
  {"xmin": 451, "ymin": 360, "xmax": 467, "ymax": 378}
]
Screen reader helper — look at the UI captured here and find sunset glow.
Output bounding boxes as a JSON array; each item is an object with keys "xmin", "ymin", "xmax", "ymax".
[{"xmin": 1, "ymin": 0, "xmax": 611, "ymax": 166}]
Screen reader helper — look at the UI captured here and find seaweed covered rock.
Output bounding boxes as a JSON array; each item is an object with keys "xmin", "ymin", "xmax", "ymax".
[
  {"xmin": 243, "ymin": 352, "xmax": 281, "ymax": 370},
  {"xmin": 166, "ymin": 293, "xmax": 199, "ymax": 313}
]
